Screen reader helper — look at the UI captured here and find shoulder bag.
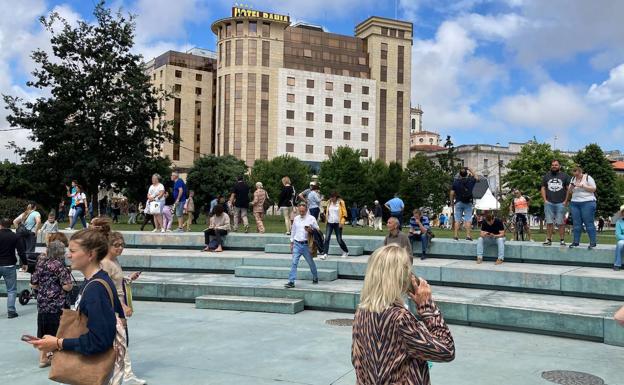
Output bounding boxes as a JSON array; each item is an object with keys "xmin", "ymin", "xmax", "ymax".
[
  {"xmin": 262, "ymin": 191, "xmax": 273, "ymax": 212},
  {"xmin": 49, "ymin": 278, "xmax": 118, "ymax": 385}
]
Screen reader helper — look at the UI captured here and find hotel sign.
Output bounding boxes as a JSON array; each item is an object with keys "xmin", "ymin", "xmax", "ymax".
[{"xmin": 232, "ymin": 7, "xmax": 290, "ymax": 23}]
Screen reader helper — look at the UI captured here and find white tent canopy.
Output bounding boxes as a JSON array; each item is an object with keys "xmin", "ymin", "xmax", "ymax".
[{"xmin": 474, "ymin": 188, "xmax": 500, "ymax": 211}]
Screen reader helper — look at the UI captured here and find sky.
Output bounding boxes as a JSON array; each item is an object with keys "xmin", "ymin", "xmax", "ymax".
[{"xmin": 1, "ymin": 0, "xmax": 624, "ymax": 162}]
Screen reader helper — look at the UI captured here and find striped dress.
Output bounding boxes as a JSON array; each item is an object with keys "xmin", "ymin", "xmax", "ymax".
[{"xmin": 352, "ymin": 301, "xmax": 455, "ymax": 385}]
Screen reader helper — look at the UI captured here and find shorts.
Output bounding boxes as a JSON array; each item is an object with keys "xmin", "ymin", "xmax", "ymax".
[
  {"xmin": 37, "ymin": 312, "xmax": 61, "ymax": 338},
  {"xmin": 544, "ymin": 202, "xmax": 565, "ymax": 225},
  {"xmin": 175, "ymin": 202, "xmax": 185, "ymax": 217},
  {"xmin": 454, "ymin": 201, "xmax": 473, "ymax": 223}
]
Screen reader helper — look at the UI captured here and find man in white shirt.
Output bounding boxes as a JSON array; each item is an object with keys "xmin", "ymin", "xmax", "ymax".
[{"xmin": 284, "ymin": 202, "xmax": 319, "ymax": 288}]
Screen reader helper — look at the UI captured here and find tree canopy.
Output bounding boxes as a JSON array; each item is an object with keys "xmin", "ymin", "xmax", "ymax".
[
  {"xmin": 318, "ymin": 147, "xmax": 371, "ymax": 206},
  {"xmin": 399, "ymin": 153, "xmax": 450, "ymax": 217},
  {"xmin": 186, "ymin": 155, "xmax": 247, "ymax": 210},
  {"xmin": 249, "ymin": 155, "xmax": 311, "ymax": 202}
]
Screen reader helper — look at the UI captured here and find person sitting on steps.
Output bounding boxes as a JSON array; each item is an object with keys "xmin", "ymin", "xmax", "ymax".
[
  {"xmin": 203, "ymin": 204, "xmax": 230, "ymax": 253},
  {"xmin": 476, "ymin": 213, "xmax": 506, "ymax": 265}
]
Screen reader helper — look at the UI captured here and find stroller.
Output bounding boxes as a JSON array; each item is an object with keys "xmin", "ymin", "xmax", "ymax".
[{"xmin": 19, "ymin": 253, "xmax": 80, "ymax": 307}]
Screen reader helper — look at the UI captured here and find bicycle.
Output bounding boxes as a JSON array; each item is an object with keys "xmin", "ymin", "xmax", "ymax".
[{"xmin": 513, "ymin": 213, "xmax": 526, "ymax": 241}]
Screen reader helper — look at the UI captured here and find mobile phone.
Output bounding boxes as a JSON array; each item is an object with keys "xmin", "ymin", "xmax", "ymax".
[
  {"xmin": 21, "ymin": 335, "xmax": 39, "ymax": 342},
  {"xmin": 408, "ymin": 273, "xmax": 421, "ymax": 294}
]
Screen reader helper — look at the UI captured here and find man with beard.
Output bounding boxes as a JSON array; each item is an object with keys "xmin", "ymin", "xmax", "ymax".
[{"xmin": 541, "ymin": 159, "xmax": 570, "ymax": 246}]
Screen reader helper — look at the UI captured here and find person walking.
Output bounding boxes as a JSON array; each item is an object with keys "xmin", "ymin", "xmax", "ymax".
[
  {"xmin": 476, "ymin": 213, "xmax": 506, "ymax": 265},
  {"xmin": 147, "ymin": 174, "xmax": 165, "ymax": 233},
  {"xmin": 171, "ymin": 171, "xmax": 187, "ymax": 232},
  {"xmin": 352, "ymin": 245, "xmax": 455, "ymax": 385},
  {"xmin": 184, "ymin": 190, "xmax": 195, "ymax": 232},
  {"xmin": 541, "ymin": 159, "xmax": 570, "ymax": 246},
  {"xmin": 98, "ymin": 224, "xmax": 146, "ymax": 385},
  {"xmin": 307, "ymin": 184, "xmax": 322, "ymax": 220},
  {"xmin": 127, "ymin": 203, "xmax": 137, "ymax": 224},
  {"xmin": 566, "ymin": 165, "xmax": 598, "ymax": 249},
  {"xmin": 450, "ymin": 167, "xmax": 479, "ymax": 241},
  {"xmin": 65, "ymin": 185, "xmax": 87, "ymax": 230},
  {"xmin": 278, "ymin": 176, "xmax": 296, "ymax": 235},
  {"xmin": 385, "ymin": 193, "xmax": 405, "ymax": 229},
  {"xmin": 203, "ymin": 205, "xmax": 230, "ymax": 252},
  {"xmin": 231, "ymin": 176, "xmax": 250, "ymax": 233},
  {"xmin": 321, "ymin": 192, "xmax": 349, "ymax": 260},
  {"xmin": 57, "ymin": 200, "xmax": 66, "ymax": 223},
  {"xmin": 373, "ymin": 200, "xmax": 383, "ymax": 231},
  {"xmin": 14, "ymin": 203, "xmax": 41, "ymax": 255},
  {"xmin": 30, "ymin": 239, "xmax": 73, "ymax": 367},
  {"xmin": 284, "ymin": 202, "xmax": 319, "ymax": 288},
  {"xmin": 350, "ymin": 202, "xmax": 359, "ymax": 227},
  {"xmin": 251, "ymin": 182, "xmax": 268, "ymax": 233},
  {"xmin": 65, "ymin": 180, "xmax": 78, "ymax": 228},
  {"xmin": 0, "ymin": 218, "xmax": 27, "ymax": 318},
  {"xmin": 614, "ymin": 204, "xmax": 624, "ymax": 271}
]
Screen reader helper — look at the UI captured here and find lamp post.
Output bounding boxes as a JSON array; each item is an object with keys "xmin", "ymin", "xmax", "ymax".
[{"xmin": 496, "ymin": 143, "xmax": 503, "ymax": 210}]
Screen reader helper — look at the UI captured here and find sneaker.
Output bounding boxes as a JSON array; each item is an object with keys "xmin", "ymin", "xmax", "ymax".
[
  {"xmin": 341, "ymin": 251, "xmax": 349, "ymax": 258},
  {"xmin": 465, "ymin": 237, "xmax": 473, "ymax": 241},
  {"xmin": 286, "ymin": 232, "xmax": 291, "ymax": 236},
  {"xmin": 152, "ymin": 229, "xmax": 158, "ymax": 233},
  {"xmin": 588, "ymin": 243, "xmax": 597, "ymax": 250},
  {"xmin": 123, "ymin": 376, "xmax": 147, "ymax": 385},
  {"xmin": 160, "ymin": 229, "xmax": 165, "ymax": 233},
  {"xmin": 65, "ymin": 227, "xmax": 72, "ymax": 230},
  {"xmin": 568, "ymin": 243, "xmax": 579, "ymax": 248},
  {"xmin": 559, "ymin": 240, "xmax": 566, "ymax": 246},
  {"xmin": 495, "ymin": 258, "xmax": 504, "ymax": 265},
  {"xmin": 319, "ymin": 254, "xmax": 328, "ymax": 261},
  {"xmin": 613, "ymin": 266, "xmax": 621, "ymax": 271},
  {"xmin": 476, "ymin": 257, "xmax": 483, "ymax": 264},
  {"xmin": 453, "ymin": 237, "xmax": 459, "ymax": 241},
  {"xmin": 284, "ymin": 282, "xmax": 295, "ymax": 289},
  {"xmin": 543, "ymin": 239, "xmax": 552, "ymax": 246},
  {"xmin": 7, "ymin": 311, "xmax": 18, "ymax": 319},
  {"xmin": 312, "ymin": 278, "xmax": 319, "ymax": 285},
  {"xmin": 420, "ymin": 254, "xmax": 426, "ymax": 261}
]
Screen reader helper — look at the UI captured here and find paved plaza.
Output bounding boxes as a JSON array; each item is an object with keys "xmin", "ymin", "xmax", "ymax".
[{"xmin": 1, "ymin": 299, "xmax": 622, "ymax": 385}]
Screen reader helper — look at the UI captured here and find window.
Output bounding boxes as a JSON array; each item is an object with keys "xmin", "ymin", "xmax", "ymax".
[
  {"xmin": 306, "ymin": 145, "xmax": 314, "ymax": 154},
  {"xmin": 287, "ymin": 93, "xmax": 295, "ymax": 103},
  {"xmin": 325, "ymin": 130, "xmax": 332, "ymax": 139},
  {"xmin": 225, "ymin": 40, "xmax": 231, "ymax": 66},
  {"xmin": 306, "ymin": 128, "xmax": 314, "ymax": 138},
  {"xmin": 390, "ymin": 28, "xmax": 397, "ymax": 37},
  {"xmin": 325, "ymin": 98, "xmax": 333, "ymax": 107},
  {"xmin": 325, "ymin": 114, "xmax": 333, "ymax": 123},
  {"xmin": 235, "ymin": 40, "xmax": 243, "ymax": 65},
  {"xmin": 306, "ymin": 112, "xmax": 314, "ymax": 121},
  {"xmin": 343, "ymin": 115, "xmax": 351, "ymax": 124},
  {"xmin": 249, "ymin": 21, "xmax": 257, "ymax": 35},
  {"xmin": 397, "ymin": 45, "xmax": 404, "ymax": 84},
  {"xmin": 152, "ymin": 73, "xmax": 156, "ymax": 80},
  {"xmin": 325, "ymin": 146, "xmax": 332, "ymax": 156},
  {"xmin": 344, "ymin": 100, "xmax": 351, "ymax": 109},
  {"xmin": 174, "ymin": 84, "xmax": 182, "ymax": 93},
  {"xmin": 484, "ymin": 158, "xmax": 489, "ymax": 169},
  {"xmin": 236, "ymin": 21, "xmax": 243, "ymax": 36},
  {"xmin": 381, "ymin": 43, "xmax": 388, "ymax": 82},
  {"xmin": 362, "ymin": 101, "xmax": 369, "ymax": 110},
  {"xmin": 173, "ymin": 98, "xmax": 181, "ymax": 161},
  {"xmin": 262, "ymin": 41, "xmax": 270, "ymax": 67},
  {"xmin": 287, "ymin": 76, "xmax": 295, "ymax": 86},
  {"xmin": 358, "ymin": 57, "xmax": 366, "ymax": 65},
  {"xmin": 307, "ymin": 79, "xmax": 314, "ymax": 88},
  {"xmin": 362, "ymin": 117, "xmax": 369, "ymax": 126},
  {"xmin": 398, "ymin": 30, "xmax": 405, "ymax": 39},
  {"xmin": 344, "ymin": 84, "xmax": 351, "ymax": 93},
  {"xmin": 304, "ymin": 49, "xmax": 312, "ymax": 57},
  {"xmin": 175, "ymin": 70, "xmax": 182, "ymax": 78},
  {"xmin": 286, "ymin": 127, "xmax": 294, "ymax": 136},
  {"xmin": 343, "ymin": 132, "xmax": 351, "ymax": 140},
  {"xmin": 361, "ymin": 133, "xmax": 369, "ymax": 142},
  {"xmin": 160, "ymin": 70, "xmax": 163, "ymax": 78},
  {"xmin": 195, "ymin": 87, "xmax": 202, "ymax": 95},
  {"xmin": 196, "ymin": 74, "xmax": 202, "ymax": 81},
  {"xmin": 286, "ymin": 110, "xmax": 294, "ymax": 119},
  {"xmin": 226, "ymin": 23, "xmax": 232, "ymax": 37},
  {"xmin": 381, "ymin": 65, "xmax": 387, "ymax": 82},
  {"xmin": 196, "ymin": 134, "xmax": 201, "ymax": 141},
  {"xmin": 381, "ymin": 27, "xmax": 388, "ymax": 36},
  {"xmin": 262, "ymin": 22, "xmax": 270, "ymax": 37},
  {"xmin": 286, "ymin": 143, "xmax": 294, "ymax": 152},
  {"xmin": 248, "ymin": 40, "xmax": 257, "ymax": 65},
  {"xmin": 306, "ymin": 95, "xmax": 314, "ymax": 105},
  {"xmin": 325, "ymin": 81, "xmax": 333, "ymax": 90},
  {"xmin": 361, "ymin": 149, "xmax": 369, "ymax": 157}
]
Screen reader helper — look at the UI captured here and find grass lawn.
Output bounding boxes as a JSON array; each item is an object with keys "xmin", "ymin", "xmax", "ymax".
[{"xmin": 60, "ymin": 213, "xmax": 619, "ymax": 245}]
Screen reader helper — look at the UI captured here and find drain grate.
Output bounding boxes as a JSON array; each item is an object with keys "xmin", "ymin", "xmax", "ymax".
[
  {"xmin": 326, "ymin": 318, "xmax": 354, "ymax": 326},
  {"xmin": 541, "ymin": 370, "xmax": 604, "ymax": 385}
]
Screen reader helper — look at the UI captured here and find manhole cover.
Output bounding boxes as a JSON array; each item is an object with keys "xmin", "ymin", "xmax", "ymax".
[
  {"xmin": 541, "ymin": 370, "xmax": 604, "ymax": 385},
  {"xmin": 326, "ymin": 318, "xmax": 353, "ymax": 326}
]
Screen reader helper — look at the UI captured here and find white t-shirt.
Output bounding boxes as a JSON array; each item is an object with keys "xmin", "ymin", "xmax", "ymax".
[
  {"xmin": 290, "ymin": 214, "xmax": 319, "ymax": 243},
  {"xmin": 570, "ymin": 174, "xmax": 596, "ymax": 202},
  {"xmin": 327, "ymin": 202, "xmax": 340, "ymax": 224},
  {"xmin": 148, "ymin": 183, "xmax": 165, "ymax": 202}
]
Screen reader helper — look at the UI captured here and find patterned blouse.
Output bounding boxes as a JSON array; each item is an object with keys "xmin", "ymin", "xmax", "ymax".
[
  {"xmin": 30, "ymin": 257, "xmax": 72, "ymax": 314},
  {"xmin": 352, "ymin": 301, "xmax": 455, "ymax": 385}
]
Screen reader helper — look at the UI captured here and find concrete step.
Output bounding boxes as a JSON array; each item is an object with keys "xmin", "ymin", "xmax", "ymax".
[
  {"xmin": 235, "ymin": 265, "xmax": 337, "ymax": 281},
  {"xmin": 264, "ymin": 243, "xmax": 364, "ymax": 256},
  {"xmin": 195, "ymin": 294, "xmax": 304, "ymax": 314}
]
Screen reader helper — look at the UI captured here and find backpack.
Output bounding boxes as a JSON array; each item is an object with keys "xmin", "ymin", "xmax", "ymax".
[{"xmin": 456, "ymin": 178, "xmax": 473, "ymax": 203}]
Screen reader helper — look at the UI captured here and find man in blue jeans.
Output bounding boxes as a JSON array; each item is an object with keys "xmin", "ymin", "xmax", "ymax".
[
  {"xmin": 284, "ymin": 202, "xmax": 319, "ymax": 288},
  {"xmin": 476, "ymin": 213, "xmax": 506, "ymax": 265},
  {"xmin": 385, "ymin": 193, "xmax": 405, "ymax": 229},
  {"xmin": 171, "ymin": 171, "xmax": 188, "ymax": 232},
  {"xmin": 0, "ymin": 218, "xmax": 27, "ymax": 318}
]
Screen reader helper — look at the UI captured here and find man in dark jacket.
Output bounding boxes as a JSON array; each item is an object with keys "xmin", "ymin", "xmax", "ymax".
[
  {"xmin": 231, "ymin": 176, "xmax": 250, "ymax": 233},
  {"xmin": 373, "ymin": 200, "xmax": 383, "ymax": 231},
  {"xmin": 0, "ymin": 218, "xmax": 27, "ymax": 318}
]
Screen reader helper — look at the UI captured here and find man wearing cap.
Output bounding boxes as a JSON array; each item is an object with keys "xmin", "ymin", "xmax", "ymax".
[
  {"xmin": 284, "ymin": 202, "xmax": 319, "ymax": 288},
  {"xmin": 297, "ymin": 181, "xmax": 318, "ymax": 204},
  {"xmin": 614, "ymin": 204, "xmax": 624, "ymax": 271}
]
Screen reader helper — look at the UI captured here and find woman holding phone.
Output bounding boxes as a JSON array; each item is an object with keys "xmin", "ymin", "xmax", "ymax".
[{"xmin": 352, "ymin": 245, "xmax": 455, "ymax": 384}]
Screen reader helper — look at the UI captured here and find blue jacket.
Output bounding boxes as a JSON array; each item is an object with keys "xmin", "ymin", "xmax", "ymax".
[{"xmin": 616, "ymin": 219, "xmax": 624, "ymax": 241}]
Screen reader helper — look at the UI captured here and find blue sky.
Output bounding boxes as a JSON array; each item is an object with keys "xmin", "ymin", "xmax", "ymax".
[{"xmin": 1, "ymin": 0, "xmax": 624, "ymax": 161}]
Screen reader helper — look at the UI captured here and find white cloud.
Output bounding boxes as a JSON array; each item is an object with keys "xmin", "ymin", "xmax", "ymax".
[
  {"xmin": 456, "ymin": 13, "xmax": 527, "ymax": 41},
  {"xmin": 260, "ymin": 0, "xmax": 377, "ymax": 20},
  {"xmin": 587, "ymin": 63, "xmax": 624, "ymax": 112}
]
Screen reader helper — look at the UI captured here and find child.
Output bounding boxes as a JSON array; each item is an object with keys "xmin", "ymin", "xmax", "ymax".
[
  {"xmin": 184, "ymin": 190, "xmax": 195, "ymax": 232},
  {"xmin": 39, "ymin": 212, "xmax": 59, "ymax": 244}
]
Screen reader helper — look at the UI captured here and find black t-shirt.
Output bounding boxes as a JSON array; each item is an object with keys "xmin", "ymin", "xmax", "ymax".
[
  {"xmin": 452, "ymin": 177, "xmax": 476, "ymax": 203},
  {"xmin": 541, "ymin": 171, "xmax": 570, "ymax": 204},
  {"xmin": 481, "ymin": 218, "xmax": 504, "ymax": 235},
  {"xmin": 232, "ymin": 181, "xmax": 250, "ymax": 208}
]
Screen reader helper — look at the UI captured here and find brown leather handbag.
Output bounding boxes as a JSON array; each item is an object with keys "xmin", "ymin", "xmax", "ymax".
[{"xmin": 49, "ymin": 278, "xmax": 118, "ymax": 385}]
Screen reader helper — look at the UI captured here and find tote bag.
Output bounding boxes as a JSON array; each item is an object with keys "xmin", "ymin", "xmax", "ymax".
[{"xmin": 148, "ymin": 201, "xmax": 161, "ymax": 215}]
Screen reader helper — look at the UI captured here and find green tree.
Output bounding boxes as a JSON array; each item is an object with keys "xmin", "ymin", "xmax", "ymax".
[
  {"xmin": 399, "ymin": 153, "xmax": 449, "ymax": 217},
  {"xmin": 502, "ymin": 141, "xmax": 572, "ymax": 215},
  {"xmin": 436, "ymin": 135, "xmax": 462, "ymax": 176},
  {"xmin": 2, "ymin": 2, "xmax": 172, "ymax": 208},
  {"xmin": 318, "ymin": 147, "xmax": 372, "ymax": 206},
  {"xmin": 574, "ymin": 144, "xmax": 620, "ymax": 217},
  {"xmin": 249, "ymin": 155, "xmax": 311, "ymax": 202},
  {"xmin": 186, "ymin": 155, "xmax": 247, "ymax": 211},
  {"xmin": 616, "ymin": 176, "xmax": 624, "ymax": 200}
]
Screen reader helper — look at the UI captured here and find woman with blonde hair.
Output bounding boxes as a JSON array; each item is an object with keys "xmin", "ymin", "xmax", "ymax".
[
  {"xmin": 566, "ymin": 165, "xmax": 598, "ymax": 249},
  {"xmin": 352, "ymin": 245, "xmax": 455, "ymax": 384}
]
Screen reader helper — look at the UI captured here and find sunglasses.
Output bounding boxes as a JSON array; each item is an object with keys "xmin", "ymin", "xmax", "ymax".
[{"xmin": 112, "ymin": 243, "xmax": 125, "ymax": 248}]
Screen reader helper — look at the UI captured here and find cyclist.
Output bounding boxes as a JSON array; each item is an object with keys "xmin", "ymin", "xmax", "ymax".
[{"xmin": 510, "ymin": 189, "xmax": 532, "ymax": 241}]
